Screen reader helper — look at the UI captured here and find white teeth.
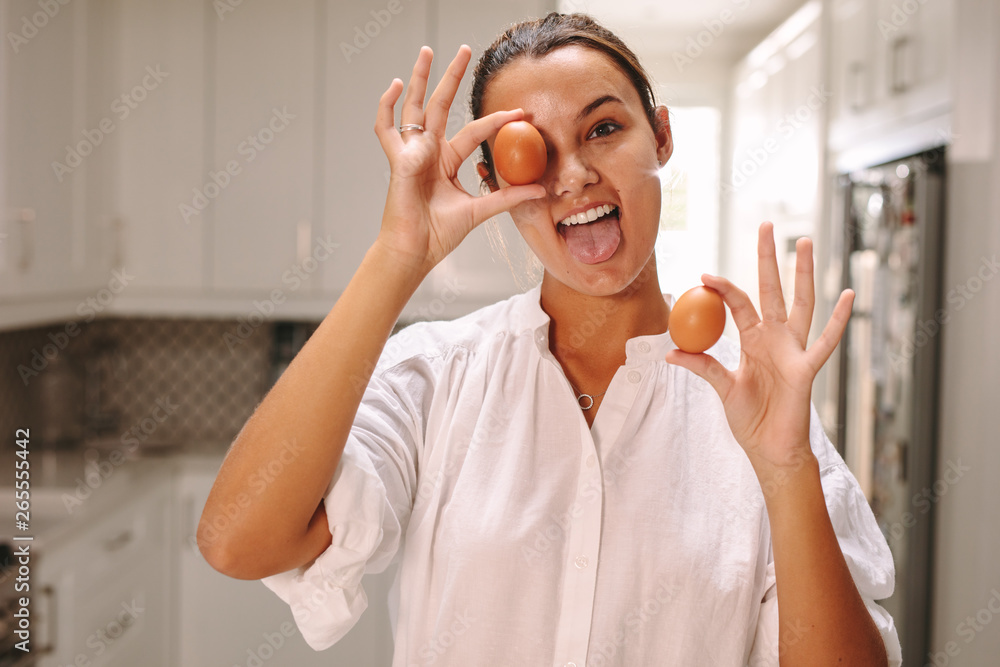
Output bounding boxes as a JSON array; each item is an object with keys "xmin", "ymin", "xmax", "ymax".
[{"xmin": 559, "ymin": 204, "xmax": 616, "ymax": 226}]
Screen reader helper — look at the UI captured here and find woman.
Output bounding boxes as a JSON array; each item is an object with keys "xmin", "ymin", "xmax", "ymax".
[{"xmin": 200, "ymin": 13, "xmax": 900, "ymax": 666}]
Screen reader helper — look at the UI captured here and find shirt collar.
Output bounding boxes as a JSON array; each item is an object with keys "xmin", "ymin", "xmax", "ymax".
[{"xmin": 516, "ymin": 284, "xmax": 679, "ymax": 362}]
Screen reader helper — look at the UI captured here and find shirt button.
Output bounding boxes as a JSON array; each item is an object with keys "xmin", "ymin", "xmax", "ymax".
[
  {"xmin": 574, "ymin": 555, "xmax": 589, "ymax": 569},
  {"xmin": 564, "ymin": 663, "xmax": 577, "ymax": 667},
  {"xmin": 638, "ymin": 341, "xmax": 651, "ymax": 353},
  {"xmin": 586, "ymin": 454, "xmax": 596, "ymax": 468},
  {"xmin": 627, "ymin": 370, "xmax": 642, "ymax": 384}
]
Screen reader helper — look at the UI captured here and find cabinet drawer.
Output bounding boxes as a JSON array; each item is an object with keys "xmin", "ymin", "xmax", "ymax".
[{"xmin": 70, "ymin": 484, "xmax": 169, "ymax": 598}]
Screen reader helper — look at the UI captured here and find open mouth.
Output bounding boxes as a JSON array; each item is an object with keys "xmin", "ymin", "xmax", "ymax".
[{"xmin": 557, "ymin": 205, "xmax": 621, "ymax": 265}]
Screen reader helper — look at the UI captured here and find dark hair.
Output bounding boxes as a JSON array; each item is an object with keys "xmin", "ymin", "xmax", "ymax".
[{"xmin": 470, "ymin": 12, "xmax": 660, "ymax": 186}]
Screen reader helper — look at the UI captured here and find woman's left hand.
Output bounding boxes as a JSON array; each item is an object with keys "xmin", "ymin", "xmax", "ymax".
[{"xmin": 664, "ymin": 222, "xmax": 854, "ymax": 478}]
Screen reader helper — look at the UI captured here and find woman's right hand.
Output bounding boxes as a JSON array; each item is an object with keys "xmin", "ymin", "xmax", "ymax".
[{"xmin": 373, "ymin": 45, "xmax": 546, "ymax": 276}]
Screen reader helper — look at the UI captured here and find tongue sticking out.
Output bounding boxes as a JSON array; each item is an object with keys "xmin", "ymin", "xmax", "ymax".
[{"xmin": 561, "ymin": 213, "xmax": 621, "ymax": 264}]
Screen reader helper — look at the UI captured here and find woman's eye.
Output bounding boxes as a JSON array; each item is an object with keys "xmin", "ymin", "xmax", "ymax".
[{"xmin": 588, "ymin": 122, "xmax": 621, "ymax": 139}]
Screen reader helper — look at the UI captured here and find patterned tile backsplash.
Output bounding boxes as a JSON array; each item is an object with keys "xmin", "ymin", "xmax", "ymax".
[{"xmin": 0, "ymin": 317, "xmax": 319, "ymax": 454}]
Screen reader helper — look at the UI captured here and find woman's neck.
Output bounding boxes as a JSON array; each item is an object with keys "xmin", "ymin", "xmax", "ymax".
[{"xmin": 540, "ymin": 259, "xmax": 670, "ymax": 385}]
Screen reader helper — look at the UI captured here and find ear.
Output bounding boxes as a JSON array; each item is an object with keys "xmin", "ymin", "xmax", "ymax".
[
  {"xmin": 477, "ymin": 162, "xmax": 499, "ymax": 193},
  {"xmin": 653, "ymin": 106, "xmax": 673, "ymax": 167}
]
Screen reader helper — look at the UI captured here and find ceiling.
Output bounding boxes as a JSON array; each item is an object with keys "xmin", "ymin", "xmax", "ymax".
[{"xmin": 558, "ymin": 0, "xmax": 811, "ymax": 63}]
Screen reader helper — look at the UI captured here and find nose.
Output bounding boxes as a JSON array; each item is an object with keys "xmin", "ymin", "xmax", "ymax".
[{"xmin": 549, "ymin": 149, "xmax": 598, "ymax": 197}]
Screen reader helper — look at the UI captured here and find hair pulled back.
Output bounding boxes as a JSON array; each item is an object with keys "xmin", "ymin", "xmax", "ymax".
[{"xmin": 469, "ymin": 12, "xmax": 660, "ymax": 185}]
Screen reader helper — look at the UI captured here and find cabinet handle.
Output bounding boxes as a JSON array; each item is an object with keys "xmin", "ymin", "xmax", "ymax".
[
  {"xmin": 16, "ymin": 208, "xmax": 35, "ymax": 272},
  {"xmin": 111, "ymin": 216, "xmax": 125, "ymax": 268},
  {"xmin": 103, "ymin": 528, "xmax": 134, "ymax": 552},
  {"xmin": 848, "ymin": 62, "xmax": 867, "ymax": 112},
  {"xmin": 890, "ymin": 35, "xmax": 912, "ymax": 94}
]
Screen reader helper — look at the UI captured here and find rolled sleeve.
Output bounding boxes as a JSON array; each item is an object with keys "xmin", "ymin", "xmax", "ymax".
[{"xmin": 260, "ymin": 369, "xmax": 421, "ymax": 651}]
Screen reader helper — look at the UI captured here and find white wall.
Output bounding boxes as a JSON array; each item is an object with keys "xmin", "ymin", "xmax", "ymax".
[{"xmin": 931, "ymin": 0, "xmax": 1000, "ymax": 663}]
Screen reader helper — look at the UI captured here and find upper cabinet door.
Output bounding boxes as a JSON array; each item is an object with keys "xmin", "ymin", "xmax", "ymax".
[
  {"xmin": 321, "ymin": 0, "xmax": 431, "ymax": 298},
  {"xmin": 416, "ymin": 0, "xmax": 549, "ymax": 317},
  {"xmin": 0, "ymin": 0, "xmax": 108, "ymax": 315},
  {"xmin": 828, "ymin": 0, "xmax": 953, "ymax": 155},
  {"xmin": 115, "ymin": 0, "xmax": 208, "ymax": 296},
  {"xmin": 211, "ymin": 0, "xmax": 319, "ymax": 296}
]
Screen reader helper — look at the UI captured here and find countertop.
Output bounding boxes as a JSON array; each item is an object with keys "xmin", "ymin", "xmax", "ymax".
[{"xmin": 0, "ymin": 441, "xmax": 231, "ymax": 551}]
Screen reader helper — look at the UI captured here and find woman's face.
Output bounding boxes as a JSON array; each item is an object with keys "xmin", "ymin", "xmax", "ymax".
[{"xmin": 479, "ymin": 45, "xmax": 672, "ymax": 297}]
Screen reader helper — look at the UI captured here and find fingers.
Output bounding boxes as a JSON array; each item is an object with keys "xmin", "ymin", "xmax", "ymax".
[
  {"xmin": 401, "ymin": 46, "xmax": 433, "ymax": 128},
  {"xmin": 374, "ymin": 78, "xmax": 405, "ymax": 156},
  {"xmin": 470, "ymin": 182, "xmax": 546, "ymax": 224},
  {"xmin": 425, "ymin": 45, "xmax": 472, "ymax": 136},
  {"xmin": 701, "ymin": 274, "xmax": 760, "ymax": 333},
  {"xmin": 450, "ymin": 109, "xmax": 524, "ymax": 162},
  {"xmin": 787, "ymin": 237, "xmax": 815, "ymax": 346},
  {"xmin": 757, "ymin": 222, "xmax": 787, "ymax": 323},
  {"xmin": 807, "ymin": 288, "xmax": 855, "ymax": 373},
  {"xmin": 664, "ymin": 349, "xmax": 734, "ymax": 400}
]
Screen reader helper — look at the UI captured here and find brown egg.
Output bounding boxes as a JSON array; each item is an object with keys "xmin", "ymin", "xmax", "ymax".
[
  {"xmin": 669, "ymin": 286, "xmax": 726, "ymax": 354},
  {"xmin": 493, "ymin": 120, "xmax": 547, "ymax": 185}
]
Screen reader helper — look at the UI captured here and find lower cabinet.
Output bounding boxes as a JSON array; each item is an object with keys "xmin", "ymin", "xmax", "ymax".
[
  {"xmin": 173, "ymin": 457, "xmax": 396, "ymax": 667},
  {"xmin": 35, "ymin": 474, "xmax": 172, "ymax": 667}
]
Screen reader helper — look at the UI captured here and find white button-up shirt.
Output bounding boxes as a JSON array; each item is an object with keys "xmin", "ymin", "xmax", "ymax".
[{"xmin": 262, "ymin": 284, "xmax": 902, "ymax": 666}]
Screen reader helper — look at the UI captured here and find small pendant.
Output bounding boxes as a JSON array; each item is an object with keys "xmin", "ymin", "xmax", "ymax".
[{"xmin": 577, "ymin": 394, "xmax": 595, "ymax": 410}]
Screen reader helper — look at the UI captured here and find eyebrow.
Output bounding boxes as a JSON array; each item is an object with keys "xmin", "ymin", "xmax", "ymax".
[{"xmin": 576, "ymin": 94, "xmax": 624, "ymax": 123}]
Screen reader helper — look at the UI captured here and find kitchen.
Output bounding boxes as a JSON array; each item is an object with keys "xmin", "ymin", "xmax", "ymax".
[{"xmin": 1, "ymin": 0, "xmax": 998, "ymax": 665}]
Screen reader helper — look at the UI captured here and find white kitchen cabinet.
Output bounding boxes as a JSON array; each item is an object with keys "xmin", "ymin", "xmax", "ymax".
[
  {"xmin": 34, "ymin": 470, "xmax": 172, "ymax": 667},
  {"xmin": 3, "ymin": 1, "xmax": 557, "ymax": 327},
  {"xmin": 827, "ymin": 0, "xmax": 953, "ymax": 159},
  {"xmin": 321, "ymin": 0, "xmax": 431, "ymax": 303},
  {"xmin": 113, "ymin": 0, "xmax": 208, "ymax": 301},
  {"xmin": 210, "ymin": 0, "xmax": 319, "ymax": 297},
  {"xmin": 174, "ymin": 457, "xmax": 395, "ymax": 666},
  {"xmin": 411, "ymin": 0, "xmax": 553, "ymax": 319},
  {"xmin": 0, "ymin": 0, "xmax": 115, "ymax": 328}
]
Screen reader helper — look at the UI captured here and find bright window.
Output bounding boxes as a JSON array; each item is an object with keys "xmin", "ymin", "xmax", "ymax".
[{"xmin": 655, "ymin": 106, "xmax": 722, "ymax": 296}]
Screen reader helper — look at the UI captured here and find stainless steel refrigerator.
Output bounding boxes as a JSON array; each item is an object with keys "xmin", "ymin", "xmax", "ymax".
[{"xmin": 835, "ymin": 148, "xmax": 945, "ymax": 663}]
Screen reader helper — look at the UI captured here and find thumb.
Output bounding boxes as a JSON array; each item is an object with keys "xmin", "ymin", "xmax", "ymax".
[
  {"xmin": 471, "ymin": 184, "xmax": 546, "ymax": 224},
  {"xmin": 665, "ymin": 349, "xmax": 734, "ymax": 399}
]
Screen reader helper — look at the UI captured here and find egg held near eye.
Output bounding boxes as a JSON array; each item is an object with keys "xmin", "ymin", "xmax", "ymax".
[
  {"xmin": 669, "ymin": 286, "xmax": 726, "ymax": 354},
  {"xmin": 493, "ymin": 120, "xmax": 547, "ymax": 185}
]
